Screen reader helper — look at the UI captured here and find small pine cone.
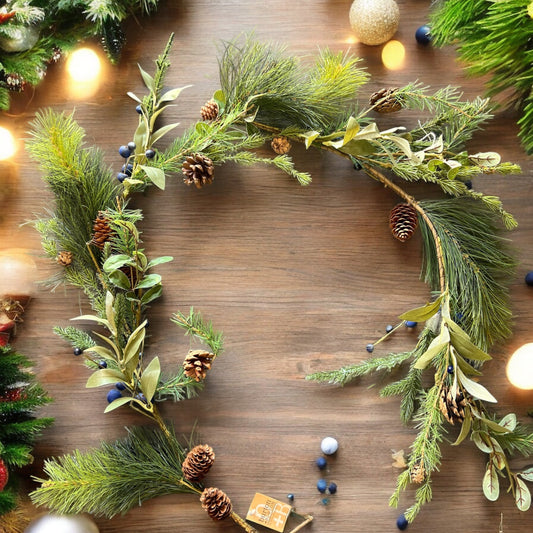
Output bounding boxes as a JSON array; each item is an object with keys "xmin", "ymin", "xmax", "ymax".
[
  {"xmin": 56, "ymin": 250, "xmax": 73, "ymax": 266},
  {"xmin": 182, "ymin": 154, "xmax": 215, "ymax": 189},
  {"xmin": 200, "ymin": 487, "xmax": 232, "ymax": 521},
  {"xmin": 91, "ymin": 211, "xmax": 113, "ymax": 249},
  {"xmin": 369, "ymin": 87, "xmax": 401, "ymax": 113},
  {"xmin": 271, "ymin": 136, "xmax": 291, "ymax": 155},
  {"xmin": 0, "ymin": 70, "xmax": 26, "ymax": 92},
  {"xmin": 410, "ymin": 462, "xmax": 425, "ymax": 484},
  {"xmin": 201, "ymin": 100, "xmax": 219, "ymax": 121},
  {"xmin": 389, "ymin": 203, "xmax": 419, "ymax": 242},
  {"xmin": 439, "ymin": 386, "xmax": 467, "ymax": 425},
  {"xmin": 183, "ymin": 349, "xmax": 214, "ymax": 382},
  {"xmin": 0, "ymin": 388, "xmax": 22, "ymax": 403},
  {"xmin": 182, "ymin": 444, "xmax": 216, "ymax": 482},
  {"xmin": 0, "ymin": 458, "xmax": 8, "ymax": 491}
]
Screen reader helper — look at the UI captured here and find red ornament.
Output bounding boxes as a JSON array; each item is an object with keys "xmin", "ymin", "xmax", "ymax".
[
  {"xmin": 0, "ymin": 11, "xmax": 16, "ymax": 24},
  {"xmin": 0, "ymin": 458, "xmax": 8, "ymax": 491},
  {"xmin": 0, "ymin": 388, "xmax": 22, "ymax": 402}
]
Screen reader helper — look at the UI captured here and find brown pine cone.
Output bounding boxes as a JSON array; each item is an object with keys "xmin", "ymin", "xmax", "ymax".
[
  {"xmin": 200, "ymin": 487, "xmax": 232, "ymax": 521},
  {"xmin": 389, "ymin": 203, "xmax": 419, "ymax": 242},
  {"xmin": 182, "ymin": 153, "xmax": 215, "ymax": 189},
  {"xmin": 183, "ymin": 349, "xmax": 214, "ymax": 382},
  {"xmin": 271, "ymin": 136, "xmax": 291, "ymax": 155},
  {"xmin": 201, "ymin": 100, "xmax": 219, "ymax": 121},
  {"xmin": 182, "ymin": 444, "xmax": 216, "ymax": 482},
  {"xmin": 91, "ymin": 211, "xmax": 113, "ymax": 249},
  {"xmin": 56, "ymin": 250, "xmax": 73, "ymax": 266},
  {"xmin": 369, "ymin": 87, "xmax": 401, "ymax": 113},
  {"xmin": 410, "ymin": 461, "xmax": 425, "ymax": 484},
  {"xmin": 439, "ymin": 386, "xmax": 468, "ymax": 425}
]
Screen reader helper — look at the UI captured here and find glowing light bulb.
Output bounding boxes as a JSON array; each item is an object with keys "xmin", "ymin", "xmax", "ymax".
[
  {"xmin": 381, "ymin": 40, "xmax": 406, "ymax": 71},
  {"xmin": 0, "ymin": 126, "xmax": 16, "ymax": 160},
  {"xmin": 506, "ymin": 343, "xmax": 533, "ymax": 390},
  {"xmin": 345, "ymin": 35, "xmax": 359, "ymax": 45},
  {"xmin": 67, "ymin": 48, "xmax": 101, "ymax": 83}
]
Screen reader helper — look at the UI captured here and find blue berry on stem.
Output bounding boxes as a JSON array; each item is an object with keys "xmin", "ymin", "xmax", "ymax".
[
  {"xmin": 405, "ymin": 321, "xmax": 417, "ymax": 328},
  {"xmin": 317, "ymin": 479, "xmax": 327, "ymax": 493},
  {"xmin": 135, "ymin": 104, "xmax": 142, "ymax": 114},
  {"xmin": 127, "ymin": 141, "xmax": 136, "ymax": 151},
  {"xmin": 525, "ymin": 271, "xmax": 533, "ymax": 286},
  {"xmin": 464, "ymin": 180, "xmax": 473, "ymax": 190},
  {"xmin": 122, "ymin": 163, "xmax": 133, "ymax": 176},
  {"xmin": 316, "ymin": 456, "xmax": 327, "ymax": 470},
  {"xmin": 415, "ymin": 25, "xmax": 431, "ymax": 45},
  {"xmin": 396, "ymin": 513, "xmax": 409, "ymax": 530},
  {"xmin": 145, "ymin": 149, "xmax": 156, "ymax": 159},
  {"xmin": 117, "ymin": 172, "xmax": 128, "ymax": 183},
  {"xmin": 107, "ymin": 389, "xmax": 122, "ymax": 403},
  {"xmin": 287, "ymin": 493, "xmax": 294, "ymax": 502},
  {"xmin": 115, "ymin": 382, "xmax": 126, "ymax": 391},
  {"xmin": 386, "ymin": 324, "xmax": 393, "ymax": 333},
  {"xmin": 328, "ymin": 482, "xmax": 337, "ymax": 495},
  {"xmin": 73, "ymin": 347, "xmax": 83, "ymax": 356},
  {"xmin": 366, "ymin": 343, "xmax": 374, "ymax": 353},
  {"xmin": 447, "ymin": 364, "xmax": 454, "ymax": 374},
  {"xmin": 135, "ymin": 393, "xmax": 147, "ymax": 403},
  {"xmin": 98, "ymin": 360, "xmax": 107, "ymax": 368},
  {"xmin": 119, "ymin": 145, "xmax": 131, "ymax": 158}
]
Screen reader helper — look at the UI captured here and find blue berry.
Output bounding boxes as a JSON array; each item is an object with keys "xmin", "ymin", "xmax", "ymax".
[
  {"xmin": 415, "ymin": 25, "xmax": 431, "ymax": 45},
  {"xmin": 316, "ymin": 457, "xmax": 327, "ymax": 470},
  {"xmin": 135, "ymin": 104, "xmax": 142, "ymax": 114},
  {"xmin": 98, "ymin": 360, "xmax": 107, "ymax": 368},
  {"xmin": 366, "ymin": 343, "xmax": 374, "ymax": 353},
  {"xmin": 328, "ymin": 482, "xmax": 337, "ymax": 495},
  {"xmin": 464, "ymin": 180, "xmax": 473, "ymax": 189},
  {"xmin": 317, "ymin": 479, "xmax": 327, "ymax": 493},
  {"xmin": 447, "ymin": 365, "xmax": 454, "ymax": 374},
  {"xmin": 73, "ymin": 347, "xmax": 83, "ymax": 356},
  {"xmin": 321, "ymin": 497, "xmax": 329, "ymax": 505},
  {"xmin": 287, "ymin": 493, "xmax": 294, "ymax": 501},
  {"xmin": 386, "ymin": 324, "xmax": 394, "ymax": 333},
  {"xmin": 135, "ymin": 393, "xmax": 147, "ymax": 403},
  {"xmin": 145, "ymin": 149, "xmax": 156, "ymax": 159},
  {"xmin": 405, "ymin": 321, "xmax": 418, "ymax": 328},
  {"xmin": 117, "ymin": 172, "xmax": 128, "ymax": 182},
  {"xmin": 118, "ymin": 145, "xmax": 131, "ymax": 158},
  {"xmin": 353, "ymin": 160, "xmax": 362, "ymax": 171},
  {"xmin": 127, "ymin": 141, "xmax": 136, "ymax": 151},
  {"xmin": 115, "ymin": 382, "xmax": 126, "ymax": 391},
  {"xmin": 396, "ymin": 513, "xmax": 409, "ymax": 530},
  {"xmin": 122, "ymin": 163, "xmax": 134, "ymax": 176},
  {"xmin": 107, "ymin": 389, "xmax": 122, "ymax": 403},
  {"xmin": 525, "ymin": 271, "xmax": 533, "ymax": 286}
]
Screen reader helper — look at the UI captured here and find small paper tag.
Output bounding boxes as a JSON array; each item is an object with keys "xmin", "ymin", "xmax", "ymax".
[{"xmin": 246, "ymin": 493, "xmax": 293, "ymax": 532}]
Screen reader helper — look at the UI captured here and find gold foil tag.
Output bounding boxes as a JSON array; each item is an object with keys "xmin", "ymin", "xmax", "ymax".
[{"xmin": 246, "ymin": 493, "xmax": 293, "ymax": 532}]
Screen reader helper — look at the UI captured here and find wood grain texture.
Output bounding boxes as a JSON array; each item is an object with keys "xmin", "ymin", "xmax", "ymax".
[{"xmin": 2, "ymin": 1, "xmax": 533, "ymax": 532}]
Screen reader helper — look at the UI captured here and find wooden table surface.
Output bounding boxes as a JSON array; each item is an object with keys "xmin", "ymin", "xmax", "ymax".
[{"xmin": 2, "ymin": 1, "xmax": 533, "ymax": 532}]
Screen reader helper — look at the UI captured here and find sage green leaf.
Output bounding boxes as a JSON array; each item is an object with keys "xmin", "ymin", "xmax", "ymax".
[
  {"xmin": 499, "ymin": 413, "xmax": 517, "ymax": 432},
  {"xmin": 519, "ymin": 467, "xmax": 533, "ymax": 483},
  {"xmin": 150, "ymin": 122, "xmax": 180, "ymax": 145},
  {"xmin": 146, "ymin": 256, "xmax": 173, "ymax": 269},
  {"xmin": 133, "ymin": 118, "xmax": 148, "ymax": 152},
  {"xmin": 470, "ymin": 152, "xmax": 501, "ymax": 167},
  {"xmin": 213, "ymin": 89, "xmax": 226, "ymax": 106},
  {"xmin": 135, "ymin": 273, "xmax": 162, "ymax": 290},
  {"xmin": 108, "ymin": 269, "xmax": 131, "ymax": 290},
  {"xmin": 140, "ymin": 356, "xmax": 161, "ymax": 403},
  {"xmin": 301, "ymin": 130, "xmax": 320, "ymax": 149},
  {"xmin": 138, "ymin": 64, "xmax": 155, "ymax": 92},
  {"xmin": 481, "ymin": 417, "xmax": 511, "ymax": 434},
  {"xmin": 92, "ymin": 332, "xmax": 121, "ymax": 358},
  {"xmin": 133, "ymin": 251, "xmax": 148, "ymax": 271},
  {"xmin": 157, "ymin": 85, "xmax": 191, "ymax": 105},
  {"xmin": 447, "ymin": 320, "xmax": 492, "ymax": 362},
  {"xmin": 103, "ymin": 254, "xmax": 134, "ymax": 273},
  {"xmin": 456, "ymin": 366, "xmax": 497, "ymax": 402},
  {"xmin": 195, "ymin": 122, "xmax": 210, "ymax": 135},
  {"xmin": 339, "ymin": 139, "xmax": 376, "ymax": 157},
  {"xmin": 139, "ymin": 165, "xmax": 166, "ymax": 190},
  {"xmin": 123, "ymin": 321, "xmax": 147, "ymax": 364},
  {"xmin": 452, "ymin": 407, "xmax": 471, "ymax": 446},
  {"xmin": 413, "ymin": 326, "xmax": 449, "ymax": 370},
  {"xmin": 104, "ymin": 396, "xmax": 131, "ymax": 413},
  {"xmin": 492, "ymin": 451, "xmax": 506, "ymax": 471},
  {"xmin": 342, "ymin": 116, "xmax": 360, "ymax": 144},
  {"xmin": 127, "ymin": 91, "xmax": 142, "ymax": 104},
  {"xmin": 483, "ymin": 462, "xmax": 499, "ymax": 501},
  {"xmin": 86, "ymin": 369, "xmax": 127, "ymax": 388},
  {"xmin": 472, "ymin": 431, "xmax": 492, "ymax": 453},
  {"xmin": 105, "ymin": 292, "xmax": 116, "ymax": 337},
  {"xmin": 454, "ymin": 351, "xmax": 483, "ymax": 377},
  {"xmin": 71, "ymin": 315, "xmax": 111, "ymax": 330},
  {"xmin": 399, "ymin": 294, "xmax": 444, "ymax": 322},
  {"xmin": 515, "ymin": 476, "xmax": 531, "ymax": 511},
  {"xmin": 140, "ymin": 284, "xmax": 163, "ymax": 305},
  {"xmin": 83, "ymin": 345, "xmax": 115, "ymax": 359},
  {"xmin": 149, "ymin": 106, "xmax": 171, "ymax": 130}
]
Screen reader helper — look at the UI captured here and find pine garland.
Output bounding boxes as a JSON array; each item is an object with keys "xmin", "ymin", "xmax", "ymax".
[
  {"xmin": 26, "ymin": 34, "xmax": 532, "ymax": 529},
  {"xmin": 429, "ymin": 0, "xmax": 533, "ymax": 154}
]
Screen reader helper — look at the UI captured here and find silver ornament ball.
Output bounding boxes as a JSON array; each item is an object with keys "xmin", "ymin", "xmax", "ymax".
[
  {"xmin": 25, "ymin": 514, "xmax": 100, "ymax": 533},
  {"xmin": 349, "ymin": 0, "xmax": 400, "ymax": 46},
  {"xmin": 320, "ymin": 436, "xmax": 339, "ymax": 455},
  {"xmin": 0, "ymin": 25, "xmax": 40, "ymax": 52}
]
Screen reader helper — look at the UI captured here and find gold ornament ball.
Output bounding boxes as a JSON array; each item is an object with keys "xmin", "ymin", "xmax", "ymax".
[
  {"xmin": 349, "ymin": 0, "xmax": 400, "ymax": 46},
  {"xmin": 25, "ymin": 514, "xmax": 99, "ymax": 533}
]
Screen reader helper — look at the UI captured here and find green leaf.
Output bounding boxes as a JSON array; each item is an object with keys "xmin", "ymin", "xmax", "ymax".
[
  {"xmin": 481, "ymin": 417, "xmax": 511, "ymax": 434},
  {"xmin": 149, "ymin": 106, "xmax": 171, "ymax": 130},
  {"xmin": 86, "ymin": 369, "xmax": 127, "ymax": 388},
  {"xmin": 157, "ymin": 85, "xmax": 191, "ymax": 105},
  {"xmin": 71, "ymin": 315, "xmax": 111, "ymax": 330},
  {"xmin": 469, "ymin": 152, "xmax": 501, "ymax": 167},
  {"xmin": 213, "ymin": 89, "xmax": 226, "ymax": 106},
  {"xmin": 140, "ymin": 356, "xmax": 161, "ymax": 402},
  {"xmin": 519, "ymin": 467, "xmax": 533, "ymax": 483},
  {"xmin": 140, "ymin": 284, "xmax": 163, "ymax": 305},
  {"xmin": 340, "ymin": 139, "xmax": 376, "ymax": 157},
  {"xmin": 483, "ymin": 462, "xmax": 499, "ymax": 501},
  {"xmin": 150, "ymin": 122, "xmax": 180, "ymax": 145},
  {"xmin": 454, "ymin": 351, "xmax": 483, "ymax": 377},
  {"xmin": 134, "ymin": 117, "xmax": 149, "ymax": 152},
  {"xmin": 138, "ymin": 64, "xmax": 155, "ymax": 92},
  {"xmin": 104, "ymin": 395, "xmax": 132, "ymax": 413},
  {"xmin": 92, "ymin": 332, "xmax": 121, "ymax": 358},
  {"xmin": 123, "ymin": 321, "xmax": 147, "ymax": 364},
  {"xmin": 301, "ymin": 130, "xmax": 321, "ymax": 149},
  {"xmin": 103, "ymin": 254, "xmax": 134, "ymax": 272},
  {"xmin": 447, "ymin": 319, "xmax": 492, "ymax": 362},
  {"xmin": 135, "ymin": 273, "xmax": 162, "ymax": 290},
  {"xmin": 472, "ymin": 431, "xmax": 492, "ymax": 453},
  {"xmin": 342, "ymin": 116, "xmax": 360, "ymax": 144},
  {"xmin": 83, "ymin": 345, "xmax": 115, "ymax": 359},
  {"xmin": 108, "ymin": 269, "xmax": 131, "ymax": 290},
  {"xmin": 413, "ymin": 326, "xmax": 449, "ymax": 370},
  {"xmin": 515, "ymin": 476, "xmax": 531, "ymax": 511},
  {"xmin": 399, "ymin": 294, "xmax": 444, "ymax": 322},
  {"xmin": 127, "ymin": 92, "xmax": 142, "ymax": 104},
  {"xmin": 139, "ymin": 165, "xmax": 166, "ymax": 190},
  {"xmin": 456, "ymin": 366, "xmax": 497, "ymax": 403},
  {"xmin": 105, "ymin": 291, "xmax": 117, "ymax": 337},
  {"xmin": 492, "ymin": 451, "xmax": 506, "ymax": 471},
  {"xmin": 146, "ymin": 256, "xmax": 173, "ymax": 269},
  {"xmin": 499, "ymin": 413, "xmax": 517, "ymax": 432},
  {"xmin": 452, "ymin": 408, "xmax": 471, "ymax": 446}
]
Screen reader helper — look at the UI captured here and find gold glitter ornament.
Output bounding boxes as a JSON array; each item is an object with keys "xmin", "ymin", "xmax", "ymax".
[{"xmin": 349, "ymin": 0, "xmax": 400, "ymax": 46}]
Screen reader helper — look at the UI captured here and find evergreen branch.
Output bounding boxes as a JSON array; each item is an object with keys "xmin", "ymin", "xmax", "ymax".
[
  {"xmin": 53, "ymin": 326, "xmax": 97, "ymax": 351},
  {"xmin": 155, "ymin": 368, "xmax": 205, "ymax": 402},
  {"xmin": 171, "ymin": 308, "xmax": 224, "ymax": 356}
]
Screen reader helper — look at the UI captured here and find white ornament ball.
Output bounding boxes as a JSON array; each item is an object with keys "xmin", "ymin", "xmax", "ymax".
[
  {"xmin": 349, "ymin": 0, "xmax": 400, "ymax": 46},
  {"xmin": 320, "ymin": 436, "xmax": 339, "ymax": 455},
  {"xmin": 24, "ymin": 514, "xmax": 100, "ymax": 533},
  {"xmin": 0, "ymin": 25, "xmax": 40, "ymax": 52}
]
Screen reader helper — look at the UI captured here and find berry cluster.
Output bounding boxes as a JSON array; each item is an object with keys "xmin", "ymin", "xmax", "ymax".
[
  {"xmin": 116, "ymin": 138, "xmax": 156, "ymax": 183},
  {"xmin": 365, "ymin": 320, "xmax": 418, "ymax": 353}
]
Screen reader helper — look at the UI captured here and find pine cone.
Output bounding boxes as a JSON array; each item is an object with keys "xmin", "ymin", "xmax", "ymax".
[
  {"xmin": 201, "ymin": 100, "xmax": 219, "ymax": 121},
  {"xmin": 410, "ymin": 461, "xmax": 425, "ymax": 484},
  {"xmin": 0, "ymin": 297, "xmax": 26, "ymax": 322},
  {"xmin": 200, "ymin": 487, "xmax": 232, "ymax": 521},
  {"xmin": 91, "ymin": 211, "xmax": 113, "ymax": 249},
  {"xmin": 389, "ymin": 203, "xmax": 419, "ymax": 242},
  {"xmin": 0, "ymin": 70, "xmax": 26, "ymax": 92},
  {"xmin": 439, "ymin": 386, "xmax": 468, "ymax": 425},
  {"xmin": 0, "ymin": 458, "xmax": 8, "ymax": 491},
  {"xmin": 182, "ymin": 444, "xmax": 216, "ymax": 482},
  {"xmin": 0, "ymin": 388, "xmax": 22, "ymax": 403},
  {"xmin": 183, "ymin": 349, "xmax": 214, "ymax": 382},
  {"xmin": 56, "ymin": 250, "xmax": 73, "ymax": 266},
  {"xmin": 271, "ymin": 136, "xmax": 291, "ymax": 155},
  {"xmin": 369, "ymin": 87, "xmax": 401, "ymax": 113},
  {"xmin": 182, "ymin": 154, "xmax": 215, "ymax": 189}
]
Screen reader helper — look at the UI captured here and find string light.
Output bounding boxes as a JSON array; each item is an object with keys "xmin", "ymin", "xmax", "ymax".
[
  {"xmin": 381, "ymin": 40, "xmax": 405, "ymax": 71},
  {"xmin": 506, "ymin": 343, "xmax": 533, "ymax": 390},
  {"xmin": 66, "ymin": 48, "xmax": 102, "ymax": 83},
  {"xmin": 0, "ymin": 126, "xmax": 16, "ymax": 160}
]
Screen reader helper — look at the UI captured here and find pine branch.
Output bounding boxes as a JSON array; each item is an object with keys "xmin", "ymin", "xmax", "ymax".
[
  {"xmin": 156, "ymin": 368, "xmax": 205, "ymax": 402},
  {"xmin": 171, "ymin": 308, "xmax": 224, "ymax": 356},
  {"xmin": 53, "ymin": 326, "xmax": 97, "ymax": 351}
]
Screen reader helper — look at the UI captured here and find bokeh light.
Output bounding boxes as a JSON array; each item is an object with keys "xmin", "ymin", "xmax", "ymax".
[
  {"xmin": 0, "ymin": 126, "xmax": 16, "ymax": 160},
  {"xmin": 381, "ymin": 40, "xmax": 406, "ymax": 71},
  {"xmin": 67, "ymin": 48, "xmax": 102, "ymax": 83},
  {"xmin": 506, "ymin": 343, "xmax": 533, "ymax": 390}
]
